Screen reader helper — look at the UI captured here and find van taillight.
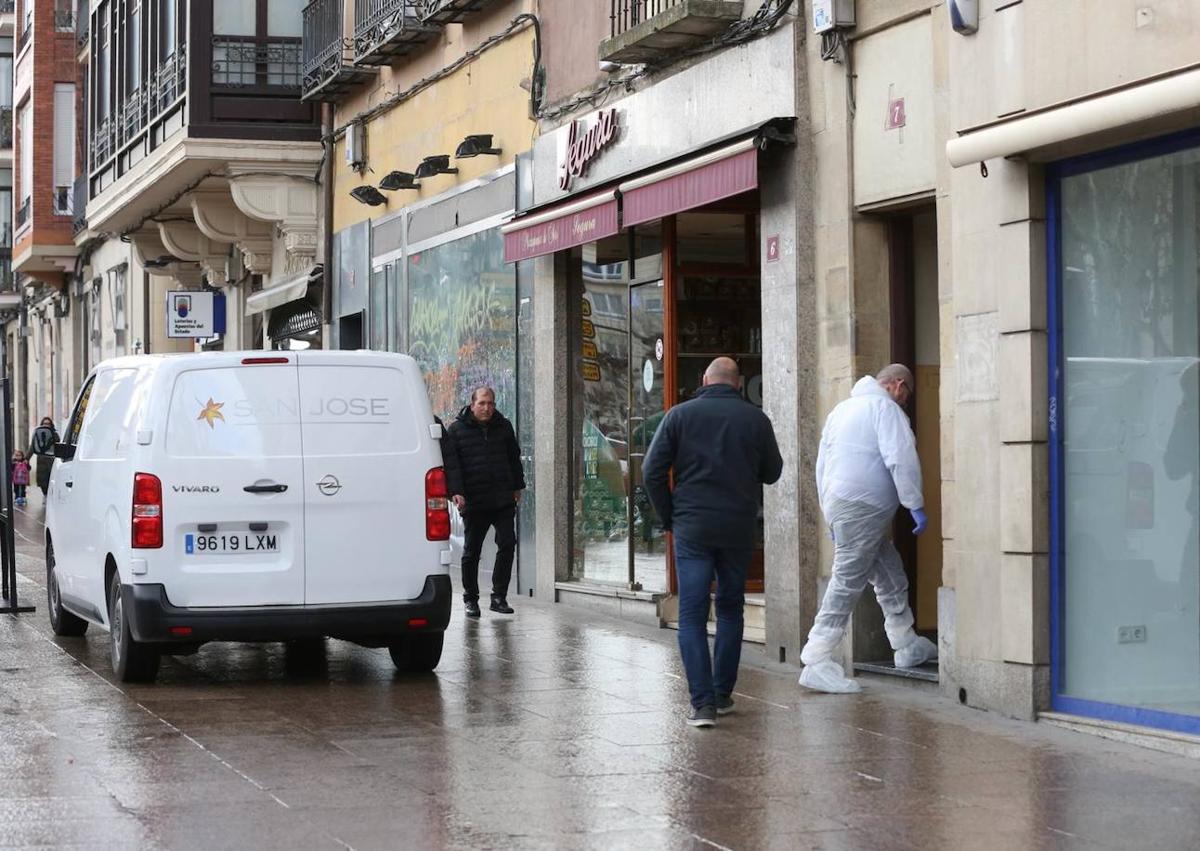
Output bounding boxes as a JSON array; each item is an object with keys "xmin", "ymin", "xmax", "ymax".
[
  {"xmin": 425, "ymin": 467, "xmax": 450, "ymax": 541},
  {"xmin": 132, "ymin": 473, "xmax": 163, "ymax": 549}
]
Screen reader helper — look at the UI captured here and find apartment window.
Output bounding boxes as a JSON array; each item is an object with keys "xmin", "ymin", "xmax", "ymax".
[
  {"xmin": 96, "ymin": 7, "xmax": 111, "ymax": 120},
  {"xmin": 0, "ymin": 39, "xmax": 12, "ymax": 108},
  {"xmin": 212, "ymin": 0, "xmax": 303, "ymax": 89},
  {"xmin": 53, "ymin": 84, "xmax": 76, "ymax": 215},
  {"xmin": 55, "ymin": 0, "xmax": 75, "ymax": 31},
  {"xmin": 109, "ymin": 265, "xmax": 128, "ymax": 352},
  {"xmin": 159, "ymin": 0, "xmax": 177, "ymax": 58},
  {"xmin": 0, "ymin": 169, "xmax": 11, "ymax": 249},
  {"xmin": 17, "ymin": 101, "xmax": 30, "ymax": 224},
  {"xmin": 125, "ymin": 0, "xmax": 142, "ymax": 92}
]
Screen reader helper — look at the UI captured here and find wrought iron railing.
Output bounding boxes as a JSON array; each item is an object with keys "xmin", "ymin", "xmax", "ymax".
[
  {"xmin": 610, "ymin": 0, "xmax": 684, "ymax": 37},
  {"xmin": 212, "ymin": 36, "xmax": 302, "ymax": 88},
  {"xmin": 52, "ymin": 185, "xmax": 71, "ymax": 216},
  {"xmin": 15, "ymin": 197, "xmax": 29, "ymax": 230},
  {"xmin": 0, "ymin": 253, "xmax": 12, "ymax": 293},
  {"xmin": 353, "ymin": 0, "xmax": 424, "ymax": 59},
  {"xmin": 0, "ymin": 106, "xmax": 11, "ymax": 149},
  {"xmin": 149, "ymin": 46, "xmax": 186, "ymax": 113},
  {"xmin": 302, "ymin": 0, "xmax": 348, "ymax": 93},
  {"xmin": 72, "ymin": 175, "xmax": 87, "ymax": 235},
  {"xmin": 91, "ymin": 115, "xmax": 116, "ymax": 166},
  {"xmin": 118, "ymin": 87, "xmax": 146, "ymax": 145}
]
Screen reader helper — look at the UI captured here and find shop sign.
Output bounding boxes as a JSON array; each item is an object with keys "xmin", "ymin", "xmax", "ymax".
[
  {"xmin": 167, "ymin": 290, "xmax": 215, "ymax": 338},
  {"xmin": 503, "ymin": 197, "xmax": 620, "ymax": 263},
  {"xmin": 642, "ymin": 360, "xmax": 654, "ymax": 393},
  {"xmin": 581, "ymin": 299, "xmax": 592, "ymax": 317},
  {"xmin": 581, "ymin": 319, "xmax": 595, "ymax": 339},
  {"xmin": 558, "ymin": 109, "xmax": 619, "ymax": 191},
  {"xmin": 582, "ymin": 340, "xmax": 599, "ymax": 360},
  {"xmin": 655, "ymin": 338, "xmax": 664, "ymax": 361},
  {"xmin": 582, "ymin": 362, "xmax": 601, "ymax": 382}
]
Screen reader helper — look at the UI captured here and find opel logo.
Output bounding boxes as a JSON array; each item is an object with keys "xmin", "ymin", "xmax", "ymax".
[{"xmin": 316, "ymin": 474, "xmax": 342, "ymax": 497}]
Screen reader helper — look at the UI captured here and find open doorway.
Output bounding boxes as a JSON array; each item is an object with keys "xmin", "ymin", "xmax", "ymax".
[{"xmin": 857, "ymin": 204, "xmax": 942, "ymax": 678}]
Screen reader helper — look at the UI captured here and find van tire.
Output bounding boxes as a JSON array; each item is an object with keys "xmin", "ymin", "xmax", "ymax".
[
  {"xmin": 46, "ymin": 542, "xmax": 88, "ymax": 637},
  {"xmin": 108, "ymin": 571, "xmax": 160, "ymax": 683},
  {"xmin": 388, "ymin": 633, "xmax": 443, "ymax": 673}
]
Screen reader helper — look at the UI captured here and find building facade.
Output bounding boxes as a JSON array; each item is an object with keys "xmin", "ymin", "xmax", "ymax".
[
  {"xmin": 509, "ymin": 0, "xmax": 813, "ymax": 643},
  {"xmin": 303, "ymin": 0, "xmax": 540, "ymax": 584}
]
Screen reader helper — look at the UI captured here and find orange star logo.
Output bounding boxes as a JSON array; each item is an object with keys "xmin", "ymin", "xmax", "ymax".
[{"xmin": 197, "ymin": 398, "xmax": 225, "ymax": 429}]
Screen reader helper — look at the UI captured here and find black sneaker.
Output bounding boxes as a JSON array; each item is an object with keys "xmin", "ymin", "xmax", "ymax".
[
  {"xmin": 716, "ymin": 695, "xmax": 735, "ymax": 716},
  {"xmin": 686, "ymin": 705, "xmax": 717, "ymax": 728},
  {"xmin": 489, "ymin": 596, "xmax": 514, "ymax": 614},
  {"xmin": 464, "ymin": 598, "xmax": 481, "ymax": 618}
]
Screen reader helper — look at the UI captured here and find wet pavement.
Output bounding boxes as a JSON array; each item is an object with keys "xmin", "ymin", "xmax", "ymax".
[{"xmin": 3, "ymin": 496, "xmax": 1200, "ymax": 850}]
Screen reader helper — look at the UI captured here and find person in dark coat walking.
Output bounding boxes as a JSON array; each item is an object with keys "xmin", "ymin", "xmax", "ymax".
[
  {"xmin": 28, "ymin": 417, "xmax": 59, "ymax": 498},
  {"xmin": 443, "ymin": 386, "xmax": 526, "ymax": 618},
  {"xmin": 643, "ymin": 358, "xmax": 783, "ymax": 727}
]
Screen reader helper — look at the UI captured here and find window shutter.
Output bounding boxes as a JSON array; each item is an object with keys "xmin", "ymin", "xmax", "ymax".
[{"xmin": 53, "ymin": 84, "xmax": 76, "ymax": 191}]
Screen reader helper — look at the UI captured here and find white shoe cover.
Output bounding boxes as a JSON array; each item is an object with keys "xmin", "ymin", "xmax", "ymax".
[
  {"xmin": 798, "ymin": 660, "xmax": 862, "ymax": 694},
  {"xmin": 894, "ymin": 635, "xmax": 938, "ymax": 668}
]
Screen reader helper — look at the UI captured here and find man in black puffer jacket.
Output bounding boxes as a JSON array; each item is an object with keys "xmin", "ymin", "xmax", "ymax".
[{"xmin": 444, "ymin": 386, "xmax": 526, "ymax": 618}]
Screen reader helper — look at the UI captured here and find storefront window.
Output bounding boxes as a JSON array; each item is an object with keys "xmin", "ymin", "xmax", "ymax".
[
  {"xmin": 407, "ymin": 229, "xmax": 516, "ymax": 423},
  {"xmin": 1059, "ymin": 140, "xmax": 1200, "ymax": 722}
]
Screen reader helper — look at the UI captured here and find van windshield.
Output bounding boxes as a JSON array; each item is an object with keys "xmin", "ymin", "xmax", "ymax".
[{"xmin": 166, "ymin": 367, "xmax": 302, "ymax": 458}]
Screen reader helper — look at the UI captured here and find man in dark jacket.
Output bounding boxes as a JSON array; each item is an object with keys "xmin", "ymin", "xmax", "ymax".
[
  {"xmin": 28, "ymin": 417, "xmax": 59, "ymax": 498},
  {"xmin": 643, "ymin": 358, "xmax": 783, "ymax": 727},
  {"xmin": 444, "ymin": 386, "xmax": 526, "ymax": 618}
]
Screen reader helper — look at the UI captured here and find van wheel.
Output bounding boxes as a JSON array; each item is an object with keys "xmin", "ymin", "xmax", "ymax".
[
  {"xmin": 388, "ymin": 633, "xmax": 444, "ymax": 673},
  {"xmin": 46, "ymin": 542, "xmax": 88, "ymax": 637},
  {"xmin": 108, "ymin": 571, "xmax": 160, "ymax": 683}
]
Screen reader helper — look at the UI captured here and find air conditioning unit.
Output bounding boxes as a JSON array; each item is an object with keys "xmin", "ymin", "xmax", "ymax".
[
  {"xmin": 813, "ymin": 0, "xmax": 855, "ymax": 33},
  {"xmin": 345, "ymin": 122, "xmax": 366, "ymax": 172}
]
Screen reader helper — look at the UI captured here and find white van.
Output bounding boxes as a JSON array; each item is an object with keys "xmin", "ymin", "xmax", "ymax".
[{"xmin": 44, "ymin": 351, "xmax": 453, "ymax": 683}]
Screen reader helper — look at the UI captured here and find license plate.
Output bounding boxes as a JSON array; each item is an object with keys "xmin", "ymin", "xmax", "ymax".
[{"xmin": 184, "ymin": 532, "xmax": 279, "ymax": 555}]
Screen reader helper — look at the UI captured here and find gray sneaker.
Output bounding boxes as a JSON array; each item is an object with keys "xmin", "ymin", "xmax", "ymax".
[
  {"xmin": 716, "ymin": 695, "xmax": 735, "ymax": 715},
  {"xmin": 687, "ymin": 705, "xmax": 717, "ymax": 728}
]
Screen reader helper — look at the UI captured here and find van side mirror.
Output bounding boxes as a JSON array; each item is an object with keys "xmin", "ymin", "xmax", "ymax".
[{"xmin": 53, "ymin": 443, "xmax": 75, "ymax": 461}]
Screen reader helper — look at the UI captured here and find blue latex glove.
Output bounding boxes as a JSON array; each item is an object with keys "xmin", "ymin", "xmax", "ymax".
[{"xmin": 911, "ymin": 508, "xmax": 928, "ymax": 536}]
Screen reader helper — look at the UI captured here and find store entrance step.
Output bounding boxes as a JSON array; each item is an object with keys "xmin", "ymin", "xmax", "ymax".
[{"xmin": 854, "ymin": 660, "xmax": 939, "ymax": 684}]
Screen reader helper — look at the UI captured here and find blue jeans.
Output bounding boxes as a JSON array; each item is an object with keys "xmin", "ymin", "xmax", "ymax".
[{"xmin": 674, "ymin": 536, "xmax": 751, "ymax": 710}]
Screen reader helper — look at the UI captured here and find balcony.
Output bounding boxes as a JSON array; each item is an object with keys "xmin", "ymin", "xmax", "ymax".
[
  {"xmin": 15, "ymin": 197, "xmax": 28, "ymax": 230},
  {"xmin": 353, "ymin": 0, "xmax": 438, "ymax": 67},
  {"xmin": 212, "ymin": 36, "xmax": 302, "ymax": 89},
  {"xmin": 148, "ymin": 46, "xmax": 186, "ymax": 114},
  {"xmin": 422, "ymin": 0, "xmax": 499, "ymax": 26},
  {"xmin": 301, "ymin": 0, "xmax": 376, "ymax": 101},
  {"xmin": 601, "ymin": 0, "xmax": 743, "ymax": 65},
  {"xmin": 0, "ymin": 105, "xmax": 11, "ymax": 149}
]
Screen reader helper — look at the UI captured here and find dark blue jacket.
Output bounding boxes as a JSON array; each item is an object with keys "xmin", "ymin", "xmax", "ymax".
[{"xmin": 643, "ymin": 384, "xmax": 783, "ymax": 549}]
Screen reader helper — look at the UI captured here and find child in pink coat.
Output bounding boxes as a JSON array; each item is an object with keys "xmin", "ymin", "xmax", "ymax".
[{"xmin": 11, "ymin": 450, "xmax": 30, "ymax": 506}]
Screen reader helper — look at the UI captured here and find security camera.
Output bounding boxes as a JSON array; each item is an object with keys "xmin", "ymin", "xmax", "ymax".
[{"xmin": 598, "ymin": 60, "xmax": 621, "ymax": 73}]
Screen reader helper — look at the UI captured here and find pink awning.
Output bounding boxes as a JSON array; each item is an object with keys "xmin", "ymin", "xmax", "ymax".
[
  {"xmin": 620, "ymin": 139, "xmax": 758, "ymax": 227},
  {"xmin": 502, "ymin": 190, "xmax": 619, "ymax": 263}
]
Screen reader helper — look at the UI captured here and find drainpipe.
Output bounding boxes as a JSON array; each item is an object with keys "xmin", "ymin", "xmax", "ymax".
[
  {"xmin": 322, "ymin": 102, "xmax": 335, "ymax": 349},
  {"xmin": 143, "ymin": 270, "xmax": 151, "ymax": 354}
]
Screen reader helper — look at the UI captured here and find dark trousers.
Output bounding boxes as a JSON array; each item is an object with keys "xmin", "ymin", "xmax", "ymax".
[
  {"xmin": 461, "ymin": 504, "xmax": 517, "ymax": 601},
  {"xmin": 13, "ymin": 485, "xmax": 25, "ymax": 500},
  {"xmin": 674, "ymin": 536, "xmax": 751, "ymax": 710}
]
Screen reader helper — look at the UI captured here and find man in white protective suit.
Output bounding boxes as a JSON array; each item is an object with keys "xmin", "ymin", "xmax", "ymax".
[{"xmin": 798, "ymin": 364, "xmax": 938, "ymax": 694}]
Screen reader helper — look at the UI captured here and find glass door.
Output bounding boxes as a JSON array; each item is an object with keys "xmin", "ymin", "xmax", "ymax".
[{"xmin": 629, "ymin": 280, "xmax": 669, "ymax": 592}]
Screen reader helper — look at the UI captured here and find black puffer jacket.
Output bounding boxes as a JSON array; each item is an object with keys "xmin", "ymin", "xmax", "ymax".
[{"xmin": 444, "ymin": 407, "xmax": 526, "ymax": 512}]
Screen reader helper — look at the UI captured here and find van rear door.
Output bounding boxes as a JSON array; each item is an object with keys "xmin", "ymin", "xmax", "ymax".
[
  {"xmin": 297, "ymin": 353, "xmax": 434, "ymax": 605},
  {"xmin": 162, "ymin": 358, "xmax": 305, "ymax": 607}
]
